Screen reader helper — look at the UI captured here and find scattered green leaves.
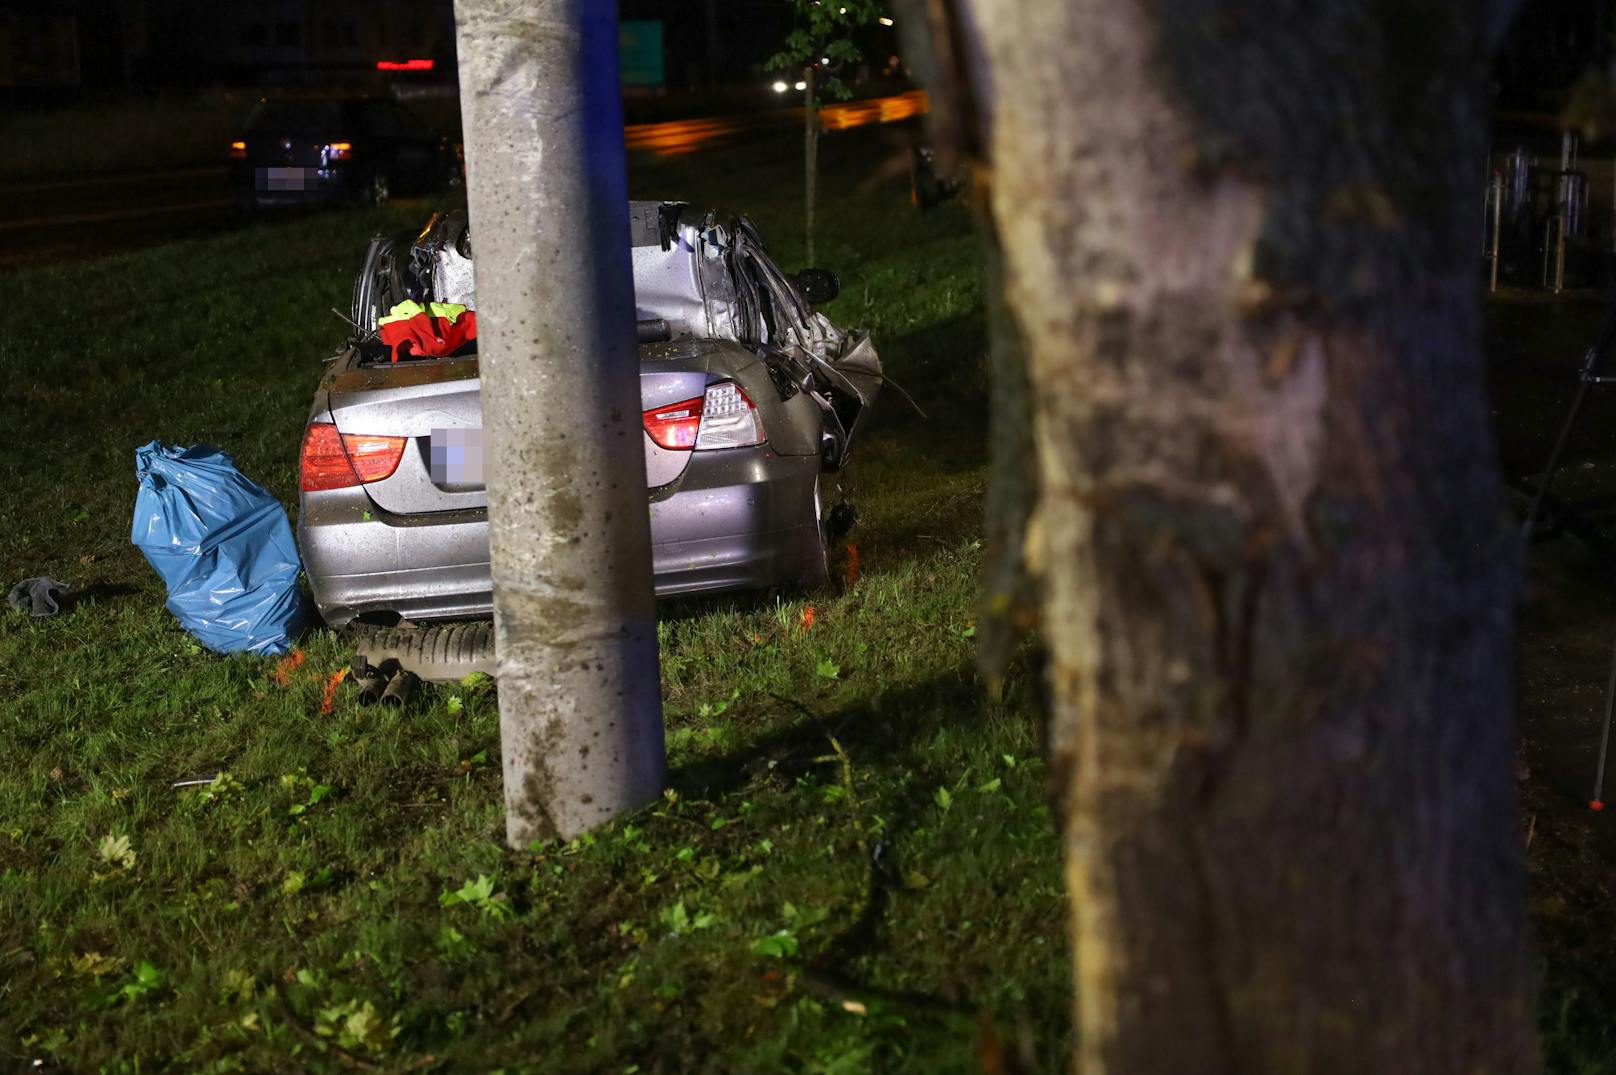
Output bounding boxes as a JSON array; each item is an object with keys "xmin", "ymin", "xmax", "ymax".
[
  {"xmin": 315, "ymin": 998, "xmax": 397, "ymax": 1056},
  {"xmin": 752, "ymin": 929, "xmax": 800, "ymax": 959},
  {"xmin": 97, "ymin": 832, "xmax": 135, "ymax": 871},
  {"xmin": 281, "ymin": 770, "xmax": 333, "ymax": 818},
  {"xmin": 220, "ymin": 969, "xmax": 257, "ymax": 1004},
  {"xmin": 436, "ymin": 924, "xmax": 474, "ymax": 957},
  {"xmin": 194, "ymin": 771, "xmax": 244, "ymax": 807},
  {"xmin": 69, "ymin": 951, "xmax": 125, "ymax": 979},
  {"xmin": 439, "ymin": 874, "xmax": 511, "ymax": 920},
  {"xmin": 106, "ymin": 960, "xmax": 166, "ymax": 1006},
  {"xmin": 659, "ymin": 899, "xmax": 719, "ymax": 936}
]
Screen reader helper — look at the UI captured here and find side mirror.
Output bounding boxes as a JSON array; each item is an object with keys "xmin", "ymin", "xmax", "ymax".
[{"xmin": 793, "ymin": 268, "xmax": 840, "ymax": 305}]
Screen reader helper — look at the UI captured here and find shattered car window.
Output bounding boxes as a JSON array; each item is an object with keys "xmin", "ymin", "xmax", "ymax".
[{"xmin": 349, "ymin": 205, "xmax": 858, "ymax": 373}]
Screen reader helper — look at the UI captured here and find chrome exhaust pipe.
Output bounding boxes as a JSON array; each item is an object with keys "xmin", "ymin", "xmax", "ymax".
[{"xmin": 380, "ymin": 669, "xmax": 420, "ymax": 708}]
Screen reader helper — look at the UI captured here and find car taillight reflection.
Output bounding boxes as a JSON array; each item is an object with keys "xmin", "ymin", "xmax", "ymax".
[{"xmin": 643, "ymin": 397, "xmax": 703, "ymax": 450}]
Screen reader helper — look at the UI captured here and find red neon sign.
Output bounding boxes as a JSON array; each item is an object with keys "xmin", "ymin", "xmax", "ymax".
[{"xmin": 376, "ymin": 58, "xmax": 434, "ymax": 71}]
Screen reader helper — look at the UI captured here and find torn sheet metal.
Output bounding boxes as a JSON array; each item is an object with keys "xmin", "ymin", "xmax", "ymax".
[
  {"xmin": 428, "ymin": 215, "xmax": 476, "ymax": 307},
  {"xmin": 628, "ymin": 201, "xmax": 717, "ymax": 339},
  {"xmin": 350, "ymin": 201, "xmax": 881, "ymax": 454}
]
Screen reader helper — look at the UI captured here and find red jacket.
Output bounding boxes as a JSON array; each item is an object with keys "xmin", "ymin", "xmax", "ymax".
[{"xmin": 377, "ymin": 300, "xmax": 477, "ymax": 362}]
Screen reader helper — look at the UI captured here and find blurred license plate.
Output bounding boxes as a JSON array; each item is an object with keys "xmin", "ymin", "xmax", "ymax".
[
  {"xmin": 257, "ymin": 166, "xmax": 311, "ymax": 191},
  {"xmin": 430, "ymin": 428, "xmax": 484, "ymax": 486}
]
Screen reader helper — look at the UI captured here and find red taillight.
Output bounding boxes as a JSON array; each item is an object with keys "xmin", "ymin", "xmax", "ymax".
[
  {"xmin": 299, "ymin": 423, "xmax": 407, "ymax": 491},
  {"xmin": 229, "ymin": 140, "xmax": 246, "ymax": 159},
  {"xmin": 324, "ymin": 141, "xmax": 353, "ymax": 161},
  {"xmin": 643, "ymin": 396, "xmax": 704, "ymax": 450},
  {"xmin": 641, "ymin": 382, "xmax": 764, "ymax": 452},
  {"xmin": 300, "ymin": 424, "xmax": 355, "ymax": 490}
]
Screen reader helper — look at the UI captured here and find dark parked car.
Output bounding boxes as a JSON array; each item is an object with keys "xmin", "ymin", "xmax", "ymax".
[{"xmin": 229, "ymin": 97, "xmax": 458, "ymax": 211}]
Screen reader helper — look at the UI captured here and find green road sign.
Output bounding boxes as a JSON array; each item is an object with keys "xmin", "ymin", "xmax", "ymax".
[{"xmin": 619, "ymin": 19, "xmax": 664, "ymax": 87}]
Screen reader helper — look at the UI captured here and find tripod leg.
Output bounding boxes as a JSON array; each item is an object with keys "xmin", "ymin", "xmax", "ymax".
[
  {"xmin": 1529, "ymin": 302, "xmax": 1616, "ymax": 536},
  {"xmin": 1523, "ymin": 371, "xmax": 1594, "ymax": 539},
  {"xmin": 1591, "ymin": 629, "xmax": 1616, "ymax": 809}
]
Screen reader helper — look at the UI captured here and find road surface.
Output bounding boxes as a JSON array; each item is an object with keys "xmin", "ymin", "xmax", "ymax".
[
  {"xmin": 0, "ymin": 91, "xmax": 929, "ymax": 270},
  {"xmin": 0, "ymin": 166, "xmax": 236, "ymax": 268}
]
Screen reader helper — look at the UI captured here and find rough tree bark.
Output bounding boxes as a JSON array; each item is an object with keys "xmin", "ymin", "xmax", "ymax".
[
  {"xmin": 454, "ymin": 0, "xmax": 665, "ymax": 846},
  {"xmin": 932, "ymin": 1, "xmax": 1536, "ymax": 1070}
]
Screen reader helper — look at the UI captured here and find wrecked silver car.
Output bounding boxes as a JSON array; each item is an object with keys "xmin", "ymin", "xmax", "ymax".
[{"xmin": 296, "ymin": 203, "xmax": 880, "ymax": 628}]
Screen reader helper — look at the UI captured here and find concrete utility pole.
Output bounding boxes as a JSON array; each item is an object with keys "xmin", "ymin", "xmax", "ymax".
[{"xmin": 453, "ymin": 0, "xmax": 665, "ymax": 846}]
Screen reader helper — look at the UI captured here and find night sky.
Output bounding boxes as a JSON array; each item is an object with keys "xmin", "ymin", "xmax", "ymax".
[{"xmin": 2, "ymin": 0, "xmax": 1610, "ymax": 116}]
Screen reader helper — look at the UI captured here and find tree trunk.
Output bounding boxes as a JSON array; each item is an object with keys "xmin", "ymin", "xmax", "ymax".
[
  {"xmin": 949, "ymin": 1, "xmax": 1536, "ymax": 1070},
  {"xmin": 804, "ymin": 63, "xmax": 819, "ymax": 266},
  {"xmin": 454, "ymin": 0, "xmax": 665, "ymax": 846}
]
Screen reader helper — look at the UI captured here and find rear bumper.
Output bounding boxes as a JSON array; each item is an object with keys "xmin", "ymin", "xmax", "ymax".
[
  {"xmin": 299, "ymin": 447, "xmax": 822, "ymax": 627},
  {"xmin": 231, "ymin": 164, "xmax": 354, "ymax": 207}
]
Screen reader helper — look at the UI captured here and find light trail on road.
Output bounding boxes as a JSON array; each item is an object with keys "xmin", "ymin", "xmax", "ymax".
[
  {"xmin": 0, "ymin": 91, "xmax": 931, "ymax": 264},
  {"xmin": 625, "ymin": 90, "xmax": 928, "ymax": 157}
]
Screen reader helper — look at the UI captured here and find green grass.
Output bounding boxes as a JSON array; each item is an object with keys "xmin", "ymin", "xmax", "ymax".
[
  {"xmin": 0, "ymin": 127, "xmax": 1071, "ymax": 1072},
  {"xmin": 12, "ymin": 118, "xmax": 1616, "ymax": 1075}
]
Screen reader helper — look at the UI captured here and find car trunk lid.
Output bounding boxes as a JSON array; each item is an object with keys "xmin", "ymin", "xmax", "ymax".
[{"xmin": 323, "ymin": 343, "xmax": 719, "ymax": 515}]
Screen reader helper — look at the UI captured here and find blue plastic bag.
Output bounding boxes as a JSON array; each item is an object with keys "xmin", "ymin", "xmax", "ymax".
[{"xmin": 130, "ymin": 440, "xmax": 307, "ymax": 655}]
